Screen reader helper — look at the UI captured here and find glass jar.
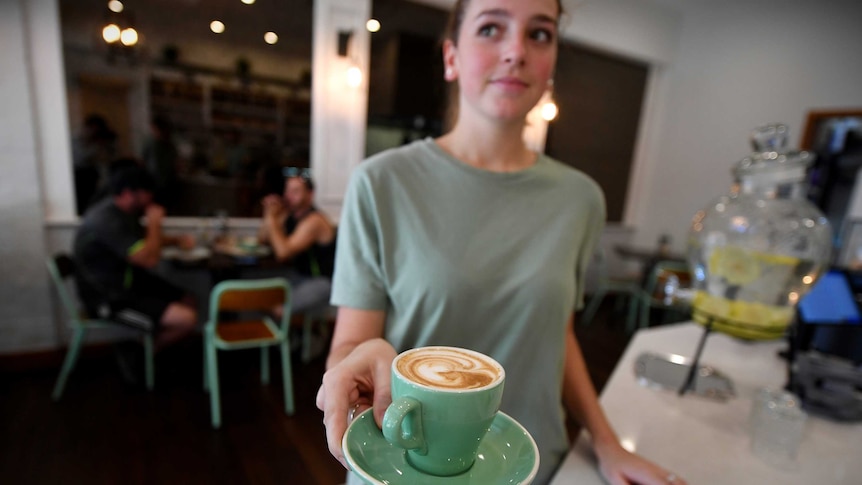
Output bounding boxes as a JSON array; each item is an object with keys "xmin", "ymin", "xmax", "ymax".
[{"xmin": 687, "ymin": 124, "xmax": 833, "ymax": 340}]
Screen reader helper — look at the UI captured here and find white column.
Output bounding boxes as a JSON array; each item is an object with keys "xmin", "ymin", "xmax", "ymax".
[
  {"xmin": 28, "ymin": 0, "xmax": 76, "ymax": 223},
  {"xmin": 311, "ymin": 0, "xmax": 372, "ymax": 220},
  {"xmin": 0, "ymin": 0, "xmax": 57, "ymax": 352}
]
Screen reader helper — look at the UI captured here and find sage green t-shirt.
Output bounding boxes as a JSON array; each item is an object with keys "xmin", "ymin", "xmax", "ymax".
[{"xmin": 333, "ymin": 138, "xmax": 605, "ymax": 484}]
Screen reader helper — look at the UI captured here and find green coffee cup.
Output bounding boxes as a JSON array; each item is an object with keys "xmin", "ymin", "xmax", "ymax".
[{"xmin": 382, "ymin": 346, "xmax": 505, "ymax": 477}]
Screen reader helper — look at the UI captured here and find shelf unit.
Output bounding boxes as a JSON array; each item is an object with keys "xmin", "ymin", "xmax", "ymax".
[{"xmin": 148, "ymin": 72, "xmax": 311, "ymax": 157}]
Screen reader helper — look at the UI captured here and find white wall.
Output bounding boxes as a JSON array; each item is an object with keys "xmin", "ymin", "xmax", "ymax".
[{"xmin": 633, "ymin": 0, "xmax": 862, "ymax": 250}]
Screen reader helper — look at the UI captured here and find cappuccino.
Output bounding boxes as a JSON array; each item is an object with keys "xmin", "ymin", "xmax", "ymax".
[{"xmin": 395, "ymin": 346, "xmax": 503, "ymax": 391}]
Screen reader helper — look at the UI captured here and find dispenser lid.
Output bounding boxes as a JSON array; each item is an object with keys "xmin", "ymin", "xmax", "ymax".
[{"xmin": 733, "ymin": 123, "xmax": 813, "ymax": 182}]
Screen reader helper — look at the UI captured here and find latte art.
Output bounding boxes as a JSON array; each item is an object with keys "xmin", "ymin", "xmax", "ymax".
[{"xmin": 396, "ymin": 347, "xmax": 503, "ymax": 390}]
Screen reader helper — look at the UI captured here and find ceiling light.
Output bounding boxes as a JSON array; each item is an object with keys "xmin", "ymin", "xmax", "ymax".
[
  {"xmin": 241, "ymin": 0, "xmax": 255, "ymax": 4},
  {"xmin": 210, "ymin": 20, "xmax": 225, "ymax": 34},
  {"xmin": 264, "ymin": 32, "xmax": 278, "ymax": 45},
  {"xmin": 120, "ymin": 27, "xmax": 138, "ymax": 46},
  {"xmin": 366, "ymin": 19, "xmax": 381, "ymax": 33},
  {"xmin": 107, "ymin": 0, "xmax": 124, "ymax": 13},
  {"xmin": 102, "ymin": 23, "xmax": 121, "ymax": 43}
]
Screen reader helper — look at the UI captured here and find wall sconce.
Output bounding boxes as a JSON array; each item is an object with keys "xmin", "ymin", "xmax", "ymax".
[
  {"xmin": 337, "ymin": 30, "xmax": 353, "ymax": 57},
  {"xmin": 337, "ymin": 29, "xmax": 362, "ymax": 87}
]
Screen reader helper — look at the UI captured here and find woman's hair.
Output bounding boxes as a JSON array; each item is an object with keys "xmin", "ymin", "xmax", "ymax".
[{"xmin": 441, "ymin": 0, "xmax": 564, "ymax": 130}]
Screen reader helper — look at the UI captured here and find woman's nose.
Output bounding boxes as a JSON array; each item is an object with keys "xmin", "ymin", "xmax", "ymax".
[{"xmin": 502, "ymin": 35, "xmax": 527, "ymax": 65}]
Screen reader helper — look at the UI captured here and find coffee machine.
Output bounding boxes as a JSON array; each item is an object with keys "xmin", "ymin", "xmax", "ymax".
[{"xmin": 788, "ymin": 269, "xmax": 862, "ymax": 421}]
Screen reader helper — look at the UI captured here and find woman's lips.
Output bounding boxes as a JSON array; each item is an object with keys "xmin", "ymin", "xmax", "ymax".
[{"xmin": 490, "ymin": 77, "xmax": 529, "ymax": 92}]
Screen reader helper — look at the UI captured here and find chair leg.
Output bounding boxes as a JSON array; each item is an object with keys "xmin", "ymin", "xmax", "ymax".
[
  {"xmin": 639, "ymin": 294, "xmax": 651, "ymax": 332},
  {"xmin": 260, "ymin": 346, "xmax": 270, "ymax": 385},
  {"xmin": 206, "ymin": 332, "xmax": 222, "ymax": 429},
  {"xmin": 203, "ymin": 334, "xmax": 209, "ymax": 391},
  {"xmin": 302, "ymin": 315, "xmax": 314, "ymax": 363},
  {"xmin": 143, "ymin": 334, "xmax": 154, "ymax": 391},
  {"xmin": 626, "ymin": 293, "xmax": 641, "ymax": 335},
  {"xmin": 51, "ymin": 327, "xmax": 87, "ymax": 401},
  {"xmin": 580, "ymin": 289, "xmax": 606, "ymax": 327},
  {"xmin": 280, "ymin": 340, "xmax": 295, "ymax": 416}
]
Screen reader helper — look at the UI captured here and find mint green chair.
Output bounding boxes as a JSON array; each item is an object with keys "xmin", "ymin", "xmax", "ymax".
[
  {"xmin": 636, "ymin": 260, "xmax": 692, "ymax": 330},
  {"xmin": 581, "ymin": 247, "xmax": 643, "ymax": 332},
  {"xmin": 47, "ymin": 254, "xmax": 155, "ymax": 400},
  {"xmin": 203, "ymin": 278, "xmax": 295, "ymax": 429}
]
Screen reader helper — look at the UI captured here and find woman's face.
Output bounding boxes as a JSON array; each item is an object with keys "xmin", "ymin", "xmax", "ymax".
[{"xmin": 444, "ymin": 0, "xmax": 559, "ymax": 124}]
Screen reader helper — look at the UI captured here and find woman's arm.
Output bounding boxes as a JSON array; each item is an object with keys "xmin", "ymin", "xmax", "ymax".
[
  {"xmin": 562, "ymin": 316, "xmax": 686, "ymax": 485},
  {"xmin": 562, "ymin": 315, "xmax": 619, "ymax": 450},
  {"xmin": 316, "ymin": 307, "xmax": 395, "ymax": 468}
]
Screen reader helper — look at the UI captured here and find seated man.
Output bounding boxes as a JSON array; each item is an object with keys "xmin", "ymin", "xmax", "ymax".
[
  {"xmin": 258, "ymin": 170, "xmax": 336, "ymax": 316},
  {"xmin": 73, "ymin": 166, "xmax": 197, "ymax": 350}
]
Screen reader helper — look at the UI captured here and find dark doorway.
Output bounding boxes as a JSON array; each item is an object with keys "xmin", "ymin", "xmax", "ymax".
[{"xmin": 546, "ymin": 43, "xmax": 649, "ymax": 222}]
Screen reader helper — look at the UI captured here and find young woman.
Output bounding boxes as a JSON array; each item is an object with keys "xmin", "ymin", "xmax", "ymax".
[{"xmin": 317, "ymin": 1, "xmax": 685, "ymax": 483}]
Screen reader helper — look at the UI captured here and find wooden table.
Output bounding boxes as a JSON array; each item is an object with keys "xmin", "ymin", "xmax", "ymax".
[{"xmin": 551, "ymin": 323, "xmax": 862, "ymax": 485}]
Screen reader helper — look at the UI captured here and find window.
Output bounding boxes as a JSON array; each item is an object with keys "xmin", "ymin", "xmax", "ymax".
[{"xmin": 60, "ymin": 0, "xmax": 313, "ymax": 217}]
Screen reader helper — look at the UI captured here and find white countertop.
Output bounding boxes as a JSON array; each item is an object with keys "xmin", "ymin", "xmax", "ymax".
[{"xmin": 551, "ymin": 323, "xmax": 862, "ymax": 485}]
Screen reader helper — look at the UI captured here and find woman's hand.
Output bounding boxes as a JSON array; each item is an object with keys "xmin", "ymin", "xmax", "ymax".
[
  {"xmin": 596, "ymin": 442, "xmax": 688, "ymax": 485},
  {"xmin": 316, "ymin": 338, "xmax": 397, "ymax": 468}
]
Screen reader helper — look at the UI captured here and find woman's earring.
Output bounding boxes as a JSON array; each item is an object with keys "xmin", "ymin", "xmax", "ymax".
[{"xmin": 445, "ymin": 67, "xmax": 455, "ymax": 81}]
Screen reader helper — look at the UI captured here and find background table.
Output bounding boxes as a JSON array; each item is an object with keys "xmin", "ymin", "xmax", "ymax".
[{"xmin": 551, "ymin": 323, "xmax": 862, "ymax": 484}]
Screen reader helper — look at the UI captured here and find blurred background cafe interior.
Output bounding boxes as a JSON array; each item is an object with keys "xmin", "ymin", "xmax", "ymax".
[{"xmin": 1, "ymin": 0, "xmax": 862, "ymax": 483}]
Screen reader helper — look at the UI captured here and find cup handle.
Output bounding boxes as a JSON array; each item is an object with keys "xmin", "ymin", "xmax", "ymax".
[{"xmin": 382, "ymin": 397, "xmax": 427, "ymax": 455}]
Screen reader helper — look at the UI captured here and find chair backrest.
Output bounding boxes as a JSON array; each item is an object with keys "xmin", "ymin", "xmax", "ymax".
[
  {"xmin": 46, "ymin": 254, "xmax": 83, "ymax": 323},
  {"xmin": 645, "ymin": 260, "xmax": 691, "ymax": 302},
  {"xmin": 209, "ymin": 277, "xmax": 291, "ymax": 327}
]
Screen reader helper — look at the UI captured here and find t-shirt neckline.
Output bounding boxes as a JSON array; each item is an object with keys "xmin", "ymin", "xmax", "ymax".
[{"xmin": 421, "ymin": 137, "xmax": 545, "ymax": 180}]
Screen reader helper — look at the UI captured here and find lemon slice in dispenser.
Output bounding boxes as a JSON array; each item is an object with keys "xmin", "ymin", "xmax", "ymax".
[{"xmin": 709, "ymin": 246, "xmax": 761, "ymax": 286}]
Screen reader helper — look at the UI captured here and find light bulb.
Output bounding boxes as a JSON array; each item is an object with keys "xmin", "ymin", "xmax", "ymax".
[
  {"xmin": 120, "ymin": 27, "xmax": 138, "ymax": 46},
  {"xmin": 102, "ymin": 23, "xmax": 121, "ymax": 43},
  {"xmin": 346, "ymin": 65, "xmax": 362, "ymax": 87},
  {"xmin": 540, "ymin": 100, "xmax": 558, "ymax": 121},
  {"xmin": 366, "ymin": 19, "xmax": 381, "ymax": 33},
  {"xmin": 108, "ymin": 0, "xmax": 124, "ymax": 13},
  {"xmin": 264, "ymin": 32, "xmax": 278, "ymax": 45},
  {"xmin": 241, "ymin": 0, "xmax": 256, "ymax": 4},
  {"xmin": 210, "ymin": 20, "xmax": 225, "ymax": 34}
]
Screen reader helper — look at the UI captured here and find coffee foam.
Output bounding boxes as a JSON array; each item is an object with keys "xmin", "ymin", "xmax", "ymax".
[{"xmin": 396, "ymin": 347, "xmax": 503, "ymax": 391}]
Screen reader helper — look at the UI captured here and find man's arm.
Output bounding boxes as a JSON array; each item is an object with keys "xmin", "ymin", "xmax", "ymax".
[{"xmin": 127, "ymin": 205, "xmax": 164, "ymax": 269}]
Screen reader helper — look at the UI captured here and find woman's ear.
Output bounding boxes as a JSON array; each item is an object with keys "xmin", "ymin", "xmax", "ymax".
[{"xmin": 442, "ymin": 39, "xmax": 459, "ymax": 82}]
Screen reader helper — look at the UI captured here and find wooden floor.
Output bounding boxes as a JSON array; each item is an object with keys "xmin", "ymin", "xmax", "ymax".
[{"xmin": 0, "ymin": 302, "xmax": 633, "ymax": 485}]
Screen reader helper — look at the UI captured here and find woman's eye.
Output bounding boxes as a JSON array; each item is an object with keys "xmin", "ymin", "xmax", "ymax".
[
  {"xmin": 531, "ymin": 28, "xmax": 554, "ymax": 43},
  {"xmin": 478, "ymin": 24, "xmax": 500, "ymax": 37}
]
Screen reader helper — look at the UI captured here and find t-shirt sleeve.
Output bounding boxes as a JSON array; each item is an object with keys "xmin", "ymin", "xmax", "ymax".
[
  {"xmin": 573, "ymin": 184, "xmax": 607, "ymax": 311},
  {"xmin": 330, "ymin": 168, "xmax": 389, "ymax": 310}
]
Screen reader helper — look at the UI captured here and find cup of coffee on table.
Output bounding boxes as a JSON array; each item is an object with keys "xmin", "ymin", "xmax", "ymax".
[{"xmin": 382, "ymin": 346, "xmax": 505, "ymax": 476}]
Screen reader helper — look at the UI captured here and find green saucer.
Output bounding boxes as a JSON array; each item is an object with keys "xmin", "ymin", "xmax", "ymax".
[{"xmin": 343, "ymin": 409, "xmax": 539, "ymax": 485}]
